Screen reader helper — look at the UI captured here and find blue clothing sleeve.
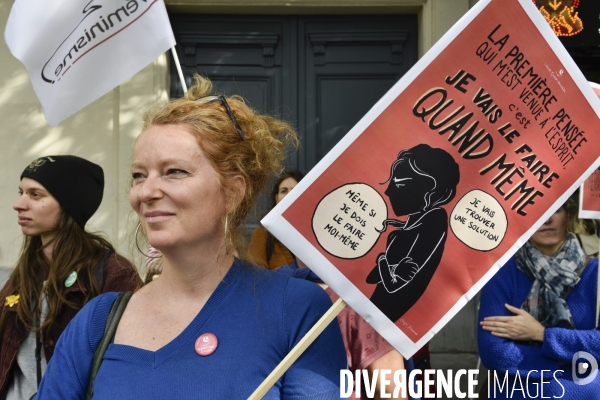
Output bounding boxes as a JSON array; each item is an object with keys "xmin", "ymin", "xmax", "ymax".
[
  {"xmin": 542, "ymin": 327, "xmax": 600, "ymax": 364},
  {"xmin": 478, "ymin": 259, "xmax": 558, "ymax": 377},
  {"xmin": 281, "ymin": 278, "xmax": 347, "ymax": 398},
  {"xmin": 35, "ymin": 293, "xmax": 118, "ymax": 400}
]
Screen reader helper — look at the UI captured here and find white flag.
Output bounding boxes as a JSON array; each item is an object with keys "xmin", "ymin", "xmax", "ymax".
[{"xmin": 5, "ymin": 0, "xmax": 176, "ymax": 127}]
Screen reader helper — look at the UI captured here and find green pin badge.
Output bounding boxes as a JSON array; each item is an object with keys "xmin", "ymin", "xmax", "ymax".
[{"xmin": 65, "ymin": 271, "xmax": 77, "ymax": 288}]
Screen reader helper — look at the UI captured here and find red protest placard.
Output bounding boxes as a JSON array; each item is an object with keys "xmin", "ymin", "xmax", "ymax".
[
  {"xmin": 579, "ymin": 82, "xmax": 600, "ymax": 219},
  {"xmin": 263, "ymin": 0, "xmax": 600, "ymax": 357},
  {"xmin": 580, "ymin": 167, "xmax": 600, "ymax": 219}
]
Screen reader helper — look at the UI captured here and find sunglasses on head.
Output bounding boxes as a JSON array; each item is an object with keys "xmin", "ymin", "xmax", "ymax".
[{"xmin": 195, "ymin": 95, "xmax": 246, "ymax": 141}]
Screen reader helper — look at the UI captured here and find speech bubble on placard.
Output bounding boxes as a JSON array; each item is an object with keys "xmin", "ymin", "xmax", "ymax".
[
  {"xmin": 312, "ymin": 183, "xmax": 388, "ymax": 259},
  {"xmin": 450, "ymin": 189, "xmax": 507, "ymax": 252}
]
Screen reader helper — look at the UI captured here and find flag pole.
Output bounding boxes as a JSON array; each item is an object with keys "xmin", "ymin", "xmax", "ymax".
[
  {"xmin": 171, "ymin": 46, "xmax": 188, "ymax": 94},
  {"xmin": 248, "ymin": 297, "xmax": 346, "ymax": 400}
]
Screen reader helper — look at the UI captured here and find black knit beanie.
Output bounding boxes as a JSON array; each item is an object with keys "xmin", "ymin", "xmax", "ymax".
[{"xmin": 20, "ymin": 155, "xmax": 104, "ymax": 229}]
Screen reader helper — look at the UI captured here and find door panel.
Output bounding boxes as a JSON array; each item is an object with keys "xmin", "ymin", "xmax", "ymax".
[
  {"xmin": 318, "ymin": 76, "xmax": 399, "ymax": 158},
  {"xmin": 298, "ymin": 16, "xmax": 417, "ymax": 170},
  {"xmin": 170, "ymin": 15, "xmax": 294, "ymax": 119}
]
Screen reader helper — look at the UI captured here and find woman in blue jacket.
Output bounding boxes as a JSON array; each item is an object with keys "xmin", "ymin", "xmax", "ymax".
[{"xmin": 478, "ymin": 201, "xmax": 600, "ymax": 399}]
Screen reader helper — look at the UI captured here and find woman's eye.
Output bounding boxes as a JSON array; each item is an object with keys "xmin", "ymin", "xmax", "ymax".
[
  {"xmin": 167, "ymin": 169, "xmax": 187, "ymax": 176},
  {"xmin": 132, "ymin": 172, "xmax": 145, "ymax": 181}
]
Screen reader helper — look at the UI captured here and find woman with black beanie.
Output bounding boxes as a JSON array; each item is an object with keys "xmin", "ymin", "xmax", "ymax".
[{"xmin": 0, "ymin": 155, "xmax": 142, "ymax": 399}]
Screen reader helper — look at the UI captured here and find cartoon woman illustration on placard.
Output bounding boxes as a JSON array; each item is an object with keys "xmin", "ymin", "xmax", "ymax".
[{"xmin": 366, "ymin": 144, "xmax": 460, "ymax": 323}]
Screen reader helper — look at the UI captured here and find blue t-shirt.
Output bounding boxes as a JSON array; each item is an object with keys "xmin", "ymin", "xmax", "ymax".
[{"xmin": 36, "ymin": 260, "xmax": 347, "ymax": 399}]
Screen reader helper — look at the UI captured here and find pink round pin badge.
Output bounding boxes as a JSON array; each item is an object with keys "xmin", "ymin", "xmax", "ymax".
[{"xmin": 195, "ymin": 333, "xmax": 218, "ymax": 356}]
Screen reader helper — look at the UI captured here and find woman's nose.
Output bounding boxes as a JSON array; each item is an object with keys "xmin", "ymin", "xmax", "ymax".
[
  {"xmin": 13, "ymin": 194, "xmax": 27, "ymax": 211},
  {"xmin": 137, "ymin": 176, "xmax": 163, "ymax": 203}
]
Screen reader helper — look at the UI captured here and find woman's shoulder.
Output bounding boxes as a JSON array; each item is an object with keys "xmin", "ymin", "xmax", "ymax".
[
  {"xmin": 85, "ymin": 292, "xmax": 121, "ymax": 314},
  {"xmin": 242, "ymin": 265, "xmax": 335, "ymax": 336},
  {"xmin": 579, "ymin": 257, "xmax": 599, "ymax": 285},
  {"xmin": 274, "ymin": 270, "xmax": 333, "ymax": 320},
  {"xmin": 282, "ymin": 272, "xmax": 331, "ymax": 303},
  {"xmin": 483, "ymin": 256, "xmax": 521, "ymax": 290},
  {"xmin": 80, "ymin": 292, "xmax": 121, "ymax": 316},
  {"xmin": 585, "ymin": 256, "xmax": 598, "ymax": 270},
  {"xmin": 238, "ymin": 261, "xmax": 331, "ymax": 308},
  {"xmin": 67, "ymin": 292, "xmax": 120, "ymax": 338},
  {"xmin": 496, "ymin": 256, "xmax": 519, "ymax": 275}
]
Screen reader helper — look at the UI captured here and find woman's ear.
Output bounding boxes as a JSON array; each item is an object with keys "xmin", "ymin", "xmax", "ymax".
[{"xmin": 227, "ymin": 175, "xmax": 246, "ymax": 209}]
